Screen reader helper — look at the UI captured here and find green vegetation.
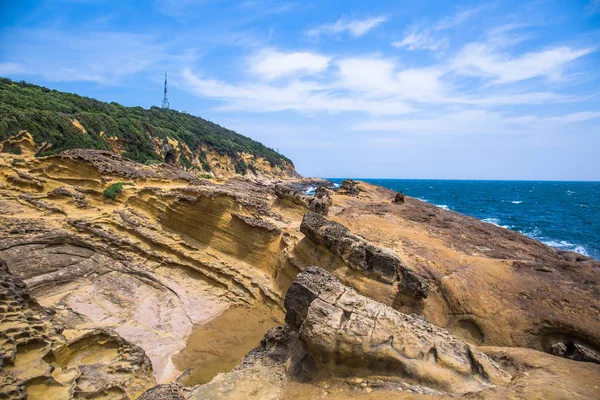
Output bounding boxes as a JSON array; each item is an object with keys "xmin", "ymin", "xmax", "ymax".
[
  {"xmin": 103, "ymin": 182, "xmax": 133, "ymax": 200},
  {"xmin": 0, "ymin": 78, "xmax": 293, "ymax": 168},
  {"xmin": 197, "ymin": 173, "xmax": 214, "ymax": 179}
]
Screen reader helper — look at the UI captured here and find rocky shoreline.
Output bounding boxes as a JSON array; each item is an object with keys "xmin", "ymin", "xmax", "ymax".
[{"xmin": 1, "ymin": 150, "xmax": 599, "ymax": 399}]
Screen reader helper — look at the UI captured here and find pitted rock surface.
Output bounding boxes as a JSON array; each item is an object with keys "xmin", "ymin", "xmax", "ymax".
[{"xmin": 0, "ymin": 259, "xmax": 155, "ymax": 399}]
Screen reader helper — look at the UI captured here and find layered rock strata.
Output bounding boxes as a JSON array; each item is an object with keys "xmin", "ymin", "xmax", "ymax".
[{"xmin": 300, "ymin": 211, "xmax": 429, "ymax": 297}]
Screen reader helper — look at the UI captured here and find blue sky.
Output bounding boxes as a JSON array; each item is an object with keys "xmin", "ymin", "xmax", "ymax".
[{"xmin": 1, "ymin": 0, "xmax": 599, "ymax": 180}]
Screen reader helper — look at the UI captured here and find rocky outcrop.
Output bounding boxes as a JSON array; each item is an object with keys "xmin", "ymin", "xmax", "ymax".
[
  {"xmin": 284, "ymin": 267, "xmax": 510, "ymax": 394},
  {"xmin": 273, "ymin": 183, "xmax": 331, "ymax": 215},
  {"xmin": 58, "ymin": 149, "xmax": 199, "ymax": 181},
  {"xmin": 0, "ymin": 259, "xmax": 155, "ymax": 399},
  {"xmin": 393, "ymin": 191, "xmax": 405, "ymax": 204},
  {"xmin": 552, "ymin": 341, "xmax": 600, "ymax": 364},
  {"xmin": 2, "ymin": 151, "xmax": 600, "ymax": 398},
  {"xmin": 339, "ymin": 179, "xmax": 360, "ymax": 196},
  {"xmin": 300, "ymin": 211, "xmax": 429, "ymax": 297}
]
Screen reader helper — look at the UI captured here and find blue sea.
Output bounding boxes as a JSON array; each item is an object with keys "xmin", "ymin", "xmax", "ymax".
[{"xmin": 328, "ymin": 179, "xmax": 600, "ymax": 260}]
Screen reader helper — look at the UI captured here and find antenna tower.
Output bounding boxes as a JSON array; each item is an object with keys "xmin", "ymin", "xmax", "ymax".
[{"xmin": 162, "ymin": 72, "xmax": 170, "ymax": 109}]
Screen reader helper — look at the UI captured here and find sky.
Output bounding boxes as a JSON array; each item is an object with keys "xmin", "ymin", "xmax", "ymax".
[{"xmin": 0, "ymin": 0, "xmax": 599, "ymax": 180}]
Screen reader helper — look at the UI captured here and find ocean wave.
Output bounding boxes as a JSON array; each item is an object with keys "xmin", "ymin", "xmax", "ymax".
[
  {"xmin": 482, "ymin": 218, "xmax": 510, "ymax": 229},
  {"xmin": 520, "ymin": 227, "xmax": 590, "ymax": 257},
  {"xmin": 541, "ymin": 239, "xmax": 590, "ymax": 257},
  {"xmin": 521, "ymin": 227, "xmax": 542, "ymax": 239},
  {"xmin": 435, "ymin": 204, "xmax": 450, "ymax": 210},
  {"xmin": 511, "ymin": 200, "xmax": 522, "ymax": 204},
  {"xmin": 305, "ymin": 186, "xmax": 316, "ymax": 195},
  {"xmin": 332, "ymin": 183, "xmax": 341, "ymax": 188}
]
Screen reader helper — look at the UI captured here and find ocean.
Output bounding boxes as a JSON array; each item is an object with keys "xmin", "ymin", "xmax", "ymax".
[{"xmin": 328, "ymin": 179, "xmax": 600, "ymax": 260}]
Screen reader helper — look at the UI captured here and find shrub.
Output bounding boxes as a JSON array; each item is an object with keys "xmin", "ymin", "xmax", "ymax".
[
  {"xmin": 197, "ymin": 173, "xmax": 213, "ymax": 179},
  {"xmin": 103, "ymin": 182, "xmax": 133, "ymax": 200}
]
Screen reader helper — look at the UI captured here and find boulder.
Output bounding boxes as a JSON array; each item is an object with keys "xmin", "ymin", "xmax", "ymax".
[
  {"xmin": 300, "ymin": 211, "xmax": 428, "ymax": 297},
  {"xmin": 284, "ymin": 267, "xmax": 510, "ymax": 395},
  {"xmin": 393, "ymin": 191, "xmax": 405, "ymax": 204},
  {"xmin": 340, "ymin": 179, "xmax": 360, "ymax": 196}
]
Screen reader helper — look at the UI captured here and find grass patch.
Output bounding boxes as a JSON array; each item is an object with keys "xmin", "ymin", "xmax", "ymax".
[{"xmin": 103, "ymin": 182, "xmax": 133, "ymax": 200}]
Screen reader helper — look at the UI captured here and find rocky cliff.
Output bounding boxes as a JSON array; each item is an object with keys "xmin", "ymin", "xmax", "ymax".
[{"xmin": 0, "ymin": 150, "xmax": 599, "ymax": 399}]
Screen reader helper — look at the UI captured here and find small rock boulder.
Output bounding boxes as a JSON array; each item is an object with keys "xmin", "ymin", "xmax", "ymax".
[
  {"xmin": 340, "ymin": 179, "xmax": 360, "ymax": 196},
  {"xmin": 393, "ymin": 191, "xmax": 405, "ymax": 204}
]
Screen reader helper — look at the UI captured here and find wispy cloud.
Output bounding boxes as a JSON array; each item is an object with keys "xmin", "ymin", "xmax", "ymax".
[
  {"xmin": 306, "ymin": 16, "xmax": 387, "ymax": 38},
  {"xmin": 393, "ymin": 6, "xmax": 485, "ymax": 51},
  {"xmin": 453, "ymin": 44, "xmax": 594, "ymax": 84},
  {"xmin": 249, "ymin": 49, "xmax": 331, "ymax": 81},
  {"xmin": 353, "ymin": 110, "xmax": 600, "ymax": 135},
  {"xmin": 392, "ymin": 33, "xmax": 449, "ymax": 51},
  {"xmin": 0, "ymin": 62, "xmax": 24, "ymax": 75}
]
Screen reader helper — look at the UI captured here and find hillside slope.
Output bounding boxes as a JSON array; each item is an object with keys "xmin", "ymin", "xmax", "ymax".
[{"xmin": 0, "ymin": 78, "xmax": 298, "ymax": 179}]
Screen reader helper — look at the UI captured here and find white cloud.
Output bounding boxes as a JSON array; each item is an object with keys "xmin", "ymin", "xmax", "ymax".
[
  {"xmin": 250, "ymin": 49, "xmax": 331, "ymax": 80},
  {"xmin": 392, "ymin": 32, "xmax": 449, "ymax": 51},
  {"xmin": 434, "ymin": 6, "xmax": 487, "ymax": 31},
  {"xmin": 548, "ymin": 111, "xmax": 600, "ymax": 122},
  {"xmin": 182, "ymin": 68, "xmax": 414, "ymax": 115},
  {"xmin": 0, "ymin": 62, "xmax": 24, "ymax": 75},
  {"xmin": 353, "ymin": 110, "xmax": 600, "ymax": 134},
  {"xmin": 306, "ymin": 16, "xmax": 387, "ymax": 38},
  {"xmin": 353, "ymin": 110, "xmax": 517, "ymax": 134},
  {"xmin": 393, "ymin": 6, "xmax": 484, "ymax": 52},
  {"xmin": 453, "ymin": 44, "xmax": 594, "ymax": 84}
]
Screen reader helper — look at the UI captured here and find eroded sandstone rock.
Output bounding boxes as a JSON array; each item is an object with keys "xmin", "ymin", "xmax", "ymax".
[
  {"xmin": 273, "ymin": 183, "xmax": 330, "ymax": 215},
  {"xmin": 339, "ymin": 179, "xmax": 360, "ymax": 196},
  {"xmin": 0, "ymin": 259, "xmax": 155, "ymax": 399},
  {"xmin": 284, "ymin": 267, "xmax": 510, "ymax": 395},
  {"xmin": 300, "ymin": 211, "xmax": 429, "ymax": 297}
]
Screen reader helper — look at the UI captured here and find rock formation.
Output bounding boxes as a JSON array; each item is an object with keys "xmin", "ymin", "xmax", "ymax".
[
  {"xmin": 300, "ymin": 211, "xmax": 429, "ymax": 297},
  {"xmin": 284, "ymin": 267, "xmax": 510, "ymax": 395},
  {"xmin": 0, "ymin": 259, "xmax": 155, "ymax": 399},
  {"xmin": 393, "ymin": 191, "xmax": 405, "ymax": 204},
  {"xmin": 339, "ymin": 179, "xmax": 360, "ymax": 196},
  {"xmin": 0, "ymin": 149, "xmax": 599, "ymax": 398}
]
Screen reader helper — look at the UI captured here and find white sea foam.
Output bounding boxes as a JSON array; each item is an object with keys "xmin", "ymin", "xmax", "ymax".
[
  {"xmin": 511, "ymin": 200, "xmax": 522, "ymax": 204},
  {"xmin": 482, "ymin": 218, "xmax": 510, "ymax": 229},
  {"xmin": 333, "ymin": 183, "xmax": 341, "ymax": 188},
  {"xmin": 520, "ymin": 228, "xmax": 590, "ymax": 257},
  {"xmin": 521, "ymin": 227, "xmax": 542, "ymax": 239},
  {"xmin": 305, "ymin": 186, "xmax": 316, "ymax": 195},
  {"xmin": 567, "ymin": 190, "xmax": 576, "ymax": 195},
  {"xmin": 435, "ymin": 204, "xmax": 450, "ymax": 210},
  {"xmin": 542, "ymin": 239, "xmax": 590, "ymax": 257},
  {"xmin": 482, "ymin": 218, "xmax": 500, "ymax": 225}
]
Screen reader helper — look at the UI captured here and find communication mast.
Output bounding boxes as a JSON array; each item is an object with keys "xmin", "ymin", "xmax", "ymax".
[{"xmin": 162, "ymin": 72, "xmax": 170, "ymax": 109}]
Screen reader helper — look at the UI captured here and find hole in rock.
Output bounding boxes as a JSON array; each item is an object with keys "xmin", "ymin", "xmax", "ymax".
[{"xmin": 165, "ymin": 150, "xmax": 176, "ymax": 165}]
